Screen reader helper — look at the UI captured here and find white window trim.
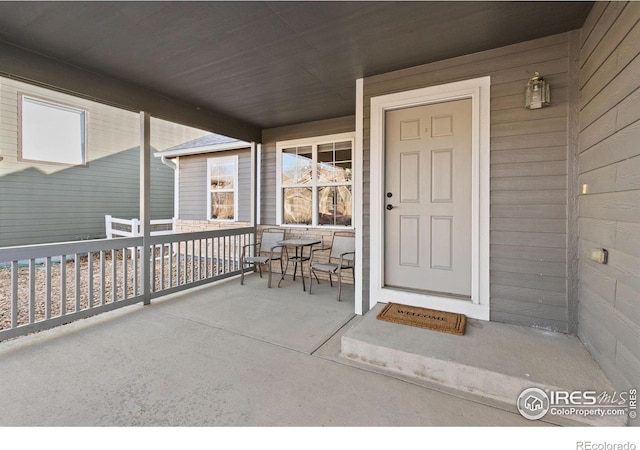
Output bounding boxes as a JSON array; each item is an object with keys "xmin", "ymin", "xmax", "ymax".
[
  {"xmin": 18, "ymin": 93, "xmax": 88, "ymax": 166},
  {"xmin": 276, "ymin": 132, "xmax": 355, "ymax": 229},
  {"xmin": 207, "ymin": 154, "xmax": 239, "ymax": 222}
]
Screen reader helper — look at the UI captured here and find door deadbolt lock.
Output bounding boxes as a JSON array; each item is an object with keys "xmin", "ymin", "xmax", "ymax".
[{"xmin": 386, "ymin": 192, "xmax": 393, "ymax": 198}]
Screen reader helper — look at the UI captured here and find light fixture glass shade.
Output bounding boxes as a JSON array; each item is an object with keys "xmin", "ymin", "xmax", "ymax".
[{"xmin": 525, "ymin": 72, "xmax": 550, "ymax": 109}]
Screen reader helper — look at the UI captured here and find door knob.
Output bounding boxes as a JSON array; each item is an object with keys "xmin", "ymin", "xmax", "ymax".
[{"xmin": 386, "ymin": 204, "xmax": 397, "ymax": 210}]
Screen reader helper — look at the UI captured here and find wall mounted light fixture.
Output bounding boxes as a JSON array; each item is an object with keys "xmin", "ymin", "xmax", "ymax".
[{"xmin": 525, "ymin": 72, "xmax": 550, "ymax": 109}]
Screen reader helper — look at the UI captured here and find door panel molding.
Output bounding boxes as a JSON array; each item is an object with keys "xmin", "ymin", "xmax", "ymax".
[
  {"xmin": 400, "ymin": 152, "xmax": 421, "ymax": 202},
  {"xmin": 431, "ymin": 215, "xmax": 453, "ymax": 270},
  {"xmin": 399, "ymin": 215, "xmax": 421, "ymax": 267},
  {"xmin": 369, "ymin": 77, "xmax": 490, "ymax": 320},
  {"xmin": 431, "ymin": 148, "xmax": 453, "ymax": 203}
]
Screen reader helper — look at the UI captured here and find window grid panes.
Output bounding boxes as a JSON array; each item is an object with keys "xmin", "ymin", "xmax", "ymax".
[
  {"xmin": 281, "ymin": 146, "xmax": 313, "ymax": 185},
  {"xmin": 279, "ymin": 137, "xmax": 353, "ymax": 227},
  {"xmin": 283, "ymin": 187, "xmax": 312, "ymax": 225},
  {"xmin": 318, "ymin": 185, "xmax": 352, "ymax": 226}
]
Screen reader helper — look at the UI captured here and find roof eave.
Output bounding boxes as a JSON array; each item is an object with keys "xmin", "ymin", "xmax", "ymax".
[{"xmin": 154, "ymin": 141, "xmax": 252, "ymax": 158}]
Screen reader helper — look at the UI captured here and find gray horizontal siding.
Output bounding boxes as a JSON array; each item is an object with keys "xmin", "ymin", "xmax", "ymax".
[
  {"xmin": 576, "ymin": 1, "xmax": 640, "ymax": 423},
  {"xmin": 0, "ymin": 76, "xmax": 209, "ymax": 247},
  {"xmin": 178, "ymin": 149, "xmax": 252, "ymax": 223},
  {"xmin": 0, "ymin": 149, "xmax": 173, "ymax": 245},
  {"xmin": 260, "ymin": 116, "xmax": 355, "ymax": 226},
  {"xmin": 364, "ymin": 32, "xmax": 576, "ymax": 331}
]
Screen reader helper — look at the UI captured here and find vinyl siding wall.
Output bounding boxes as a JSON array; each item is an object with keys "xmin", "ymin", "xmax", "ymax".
[
  {"xmin": 177, "ymin": 148, "xmax": 252, "ymax": 223},
  {"xmin": 363, "ymin": 32, "xmax": 579, "ymax": 331},
  {"xmin": 0, "ymin": 77, "xmax": 208, "ymax": 247},
  {"xmin": 576, "ymin": 1, "xmax": 640, "ymax": 416}
]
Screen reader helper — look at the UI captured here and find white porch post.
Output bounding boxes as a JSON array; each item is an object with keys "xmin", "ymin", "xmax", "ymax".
[
  {"xmin": 256, "ymin": 143, "xmax": 262, "ymax": 225},
  {"xmin": 250, "ymin": 142, "xmax": 257, "ymax": 226},
  {"xmin": 140, "ymin": 111, "xmax": 151, "ymax": 305},
  {"xmin": 354, "ymin": 78, "xmax": 365, "ymax": 315}
]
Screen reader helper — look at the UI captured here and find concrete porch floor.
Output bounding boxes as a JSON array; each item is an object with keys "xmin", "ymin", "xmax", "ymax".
[{"xmin": 0, "ymin": 273, "xmax": 621, "ymax": 427}]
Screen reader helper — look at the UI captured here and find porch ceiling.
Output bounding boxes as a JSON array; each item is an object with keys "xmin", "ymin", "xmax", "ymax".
[{"xmin": 0, "ymin": 1, "xmax": 592, "ymax": 130}]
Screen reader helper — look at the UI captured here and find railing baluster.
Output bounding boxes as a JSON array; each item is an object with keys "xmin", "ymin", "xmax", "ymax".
[
  {"xmin": 197, "ymin": 239, "xmax": 202, "ymax": 280},
  {"xmin": 111, "ymin": 249, "xmax": 117, "ymax": 303},
  {"xmin": 190, "ymin": 240, "xmax": 195, "ymax": 283},
  {"xmin": 151, "ymin": 244, "xmax": 156, "ymax": 293},
  {"xmin": 211, "ymin": 238, "xmax": 215, "ymax": 276},
  {"xmin": 154, "ymin": 244, "xmax": 165, "ymax": 291},
  {"xmin": 123, "ymin": 247, "xmax": 128, "ymax": 300},
  {"xmin": 235, "ymin": 235, "xmax": 239, "ymax": 270},
  {"xmin": 88, "ymin": 252, "xmax": 94, "ymax": 309},
  {"xmin": 233, "ymin": 235, "xmax": 237, "ymax": 271},
  {"xmin": 230, "ymin": 236, "xmax": 234, "ymax": 272},
  {"xmin": 216, "ymin": 236, "xmax": 221, "ymax": 275},
  {"xmin": 100, "ymin": 251, "xmax": 106, "ymax": 306},
  {"xmin": 205, "ymin": 238, "xmax": 210, "ymax": 278},
  {"xmin": 169, "ymin": 242, "xmax": 174, "ymax": 288},
  {"xmin": 234, "ymin": 235, "xmax": 238, "ymax": 271},
  {"xmin": 222, "ymin": 236, "xmax": 226, "ymax": 274},
  {"xmin": 45, "ymin": 256, "xmax": 52, "ymax": 320},
  {"xmin": 225, "ymin": 236, "xmax": 229, "ymax": 273},
  {"xmin": 183, "ymin": 240, "xmax": 187, "ymax": 285},
  {"xmin": 75, "ymin": 254, "xmax": 81, "ymax": 312},
  {"xmin": 213, "ymin": 237, "xmax": 217, "ymax": 276},
  {"xmin": 29, "ymin": 258, "xmax": 35, "ymax": 324},
  {"xmin": 11, "ymin": 260, "xmax": 18, "ymax": 328},
  {"xmin": 60, "ymin": 255, "xmax": 67, "ymax": 316},
  {"xmin": 191, "ymin": 241, "xmax": 195, "ymax": 282},
  {"xmin": 133, "ymin": 246, "xmax": 138, "ymax": 297}
]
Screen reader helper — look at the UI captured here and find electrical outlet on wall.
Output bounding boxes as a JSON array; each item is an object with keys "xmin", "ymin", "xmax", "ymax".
[{"xmin": 588, "ymin": 248, "xmax": 608, "ymax": 264}]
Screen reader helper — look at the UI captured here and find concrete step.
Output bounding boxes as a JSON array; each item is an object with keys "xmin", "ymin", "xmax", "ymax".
[{"xmin": 340, "ymin": 305, "xmax": 627, "ymax": 426}]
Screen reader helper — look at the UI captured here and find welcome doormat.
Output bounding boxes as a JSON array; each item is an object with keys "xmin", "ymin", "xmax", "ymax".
[{"xmin": 376, "ymin": 303, "xmax": 467, "ymax": 336}]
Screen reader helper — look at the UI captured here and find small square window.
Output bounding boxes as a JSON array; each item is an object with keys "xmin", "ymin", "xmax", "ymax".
[{"xmin": 19, "ymin": 95, "xmax": 87, "ymax": 165}]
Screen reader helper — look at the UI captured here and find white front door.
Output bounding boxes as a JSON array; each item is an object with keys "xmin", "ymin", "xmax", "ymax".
[{"xmin": 384, "ymin": 98, "xmax": 472, "ymax": 298}]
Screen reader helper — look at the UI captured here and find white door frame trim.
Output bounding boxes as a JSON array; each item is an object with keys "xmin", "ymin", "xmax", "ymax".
[{"xmin": 369, "ymin": 76, "xmax": 490, "ymax": 320}]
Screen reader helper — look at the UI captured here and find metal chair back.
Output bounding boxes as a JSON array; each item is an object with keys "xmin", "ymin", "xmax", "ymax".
[
  {"xmin": 259, "ymin": 228, "xmax": 285, "ymax": 255},
  {"xmin": 329, "ymin": 232, "xmax": 355, "ymax": 263}
]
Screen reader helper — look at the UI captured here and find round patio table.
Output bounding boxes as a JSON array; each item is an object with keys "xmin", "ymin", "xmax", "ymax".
[{"xmin": 277, "ymin": 238, "xmax": 322, "ymax": 291}]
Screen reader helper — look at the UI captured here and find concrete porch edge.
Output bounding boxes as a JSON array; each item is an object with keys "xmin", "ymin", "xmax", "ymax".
[{"xmin": 337, "ymin": 305, "xmax": 627, "ymax": 427}]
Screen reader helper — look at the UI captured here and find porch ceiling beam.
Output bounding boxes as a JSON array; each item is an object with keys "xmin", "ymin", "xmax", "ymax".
[{"xmin": 0, "ymin": 41, "xmax": 261, "ymax": 142}]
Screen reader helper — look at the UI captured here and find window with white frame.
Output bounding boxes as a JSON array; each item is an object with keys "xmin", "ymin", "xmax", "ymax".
[
  {"xmin": 207, "ymin": 155, "xmax": 238, "ymax": 221},
  {"xmin": 19, "ymin": 95, "xmax": 87, "ymax": 165},
  {"xmin": 277, "ymin": 133, "xmax": 354, "ymax": 227}
]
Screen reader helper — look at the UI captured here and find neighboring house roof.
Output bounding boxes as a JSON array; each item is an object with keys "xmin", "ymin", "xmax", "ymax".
[{"xmin": 155, "ymin": 133, "xmax": 251, "ymax": 158}]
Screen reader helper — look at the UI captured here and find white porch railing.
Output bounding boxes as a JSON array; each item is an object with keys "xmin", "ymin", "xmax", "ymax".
[
  {"xmin": 105, "ymin": 215, "xmax": 175, "ymax": 239},
  {"xmin": 0, "ymin": 227, "xmax": 254, "ymax": 342}
]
